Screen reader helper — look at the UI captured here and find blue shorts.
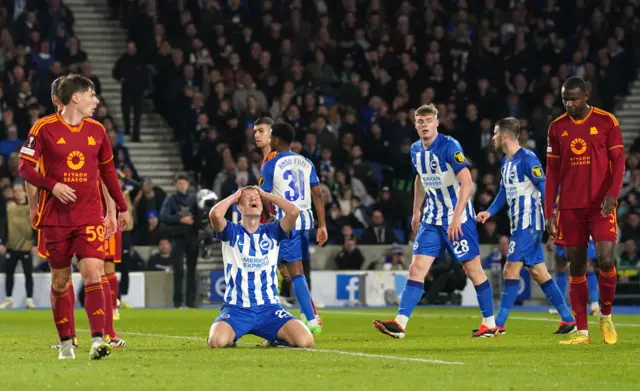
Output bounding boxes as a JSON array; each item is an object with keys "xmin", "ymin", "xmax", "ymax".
[
  {"xmin": 214, "ymin": 304, "xmax": 296, "ymax": 342},
  {"xmin": 278, "ymin": 229, "xmax": 310, "ymax": 264},
  {"xmin": 555, "ymin": 241, "xmax": 597, "ymax": 260},
  {"xmin": 507, "ymin": 229, "xmax": 544, "ymax": 268},
  {"xmin": 412, "ymin": 219, "xmax": 480, "ymax": 262}
]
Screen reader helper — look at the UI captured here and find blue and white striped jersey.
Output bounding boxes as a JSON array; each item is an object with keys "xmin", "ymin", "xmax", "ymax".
[
  {"xmin": 489, "ymin": 148, "xmax": 545, "ymax": 233},
  {"xmin": 214, "ymin": 221, "xmax": 287, "ymax": 307},
  {"xmin": 411, "ymin": 134, "xmax": 475, "ymax": 227},
  {"xmin": 260, "ymin": 151, "xmax": 319, "ymax": 231}
]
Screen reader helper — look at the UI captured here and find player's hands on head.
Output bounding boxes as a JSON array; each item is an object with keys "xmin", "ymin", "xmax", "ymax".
[
  {"xmin": 117, "ymin": 212, "xmax": 131, "ymax": 231},
  {"xmin": 447, "ymin": 216, "xmax": 463, "ymax": 242},
  {"xmin": 601, "ymin": 195, "xmax": 616, "ymax": 217},
  {"xmin": 316, "ymin": 226, "xmax": 328, "ymax": 246},
  {"xmin": 476, "ymin": 211, "xmax": 490, "ymax": 224},
  {"xmin": 231, "ymin": 188, "xmax": 244, "ymax": 203},
  {"xmin": 52, "ymin": 183, "xmax": 77, "ymax": 204},
  {"xmin": 545, "ymin": 218, "xmax": 556, "ymax": 239}
]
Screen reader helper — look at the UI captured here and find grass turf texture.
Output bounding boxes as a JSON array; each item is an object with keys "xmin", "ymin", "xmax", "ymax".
[{"xmin": 1, "ymin": 307, "xmax": 640, "ymax": 390}]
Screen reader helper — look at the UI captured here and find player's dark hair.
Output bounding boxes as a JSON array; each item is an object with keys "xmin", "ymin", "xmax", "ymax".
[
  {"xmin": 271, "ymin": 122, "xmax": 295, "ymax": 144},
  {"xmin": 495, "ymin": 117, "xmax": 520, "ymax": 140},
  {"xmin": 57, "ymin": 74, "xmax": 95, "ymax": 105},
  {"xmin": 254, "ymin": 117, "xmax": 274, "ymax": 127},
  {"xmin": 562, "ymin": 76, "xmax": 588, "ymax": 93}
]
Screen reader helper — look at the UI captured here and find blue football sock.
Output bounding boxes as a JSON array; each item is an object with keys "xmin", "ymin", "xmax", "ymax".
[
  {"xmin": 495, "ymin": 279, "xmax": 520, "ymax": 328},
  {"xmin": 586, "ymin": 272, "xmax": 599, "ymax": 304},
  {"xmin": 540, "ymin": 279, "xmax": 574, "ymax": 323},
  {"xmin": 474, "ymin": 280, "xmax": 494, "ymax": 319},
  {"xmin": 398, "ymin": 280, "xmax": 424, "ymax": 319},
  {"xmin": 291, "ymin": 275, "xmax": 315, "ymax": 323},
  {"xmin": 555, "ymin": 271, "xmax": 567, "ymax": 298}
]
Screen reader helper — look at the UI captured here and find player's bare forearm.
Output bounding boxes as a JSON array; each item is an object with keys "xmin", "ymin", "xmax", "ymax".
[
  {"xmin": 18, "ymin": 159, "xmax": 57, "ymax": 191},
  {"xmin": 606, "ymin": 148, "xmax": 626, "ymax": 198},
  {"xmin": 257, "ymin": 189, "xmax": 300, "ymax": 232},
  {"xmin": 413, "ymin": 175, "xmax": 425, "ymax": 215},
  {"xmin": 453, "ymin": 168, "xmax": 473, "ymax": 219},
  {"xmin": 544, "ymin": 158, "xmax": 560, "ymax": 216},
  {"xmin": 102, "ymin": 182, "xmax": 117, "ymax": 216},
  {"xmin": 98, "ymin": 161, "xmax": 128, "ymax": 212},
  {"xmin": 209, "ymin": 193, "xmax": 237, "ymax": 232},
  {"xmin": 311, "ymin": 186, "xmax": 326, "ymax": 228}
]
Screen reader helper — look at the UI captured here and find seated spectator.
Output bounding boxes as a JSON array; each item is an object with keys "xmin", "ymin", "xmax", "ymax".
[
  {"xmin": 147, "ymin": 238, "xmax": 177, "ymax": 272},
  {"xmin": 377, "ymin": 243, "xmax": 407, "ymax": 271},
  {"xmin": 619, "ymin": 239, "xmax": 640, "ymax": 269},
  {"xmin": 337, "ymin": 224, "xmax": 355, "ymax": 246},
  {"xmin": 620, "ymin": 210, "xmax": 640, "ymax": 243},
  {"xmin": 361, "ymin": 210, "xmax": 397, "ymax": 245},
  {"xmin": 0, "ymin": 124, "xmax": 22, "ymax": 159},
  {"xmin": 334, "ymin": 237, "xmax": 364, "ymax": 270},
  {"xmin": 220, "ymin": 155, "xmax": 258, "ymax": 199}
]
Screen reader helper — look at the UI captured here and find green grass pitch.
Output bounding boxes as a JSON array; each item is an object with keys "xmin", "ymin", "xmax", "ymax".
[{"xmin": 1, "ymin": 307, "xmax": 639, "ymax": 390}]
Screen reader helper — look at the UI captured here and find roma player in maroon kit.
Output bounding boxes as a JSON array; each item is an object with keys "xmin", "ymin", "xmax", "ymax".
[
  {"xmin": 18, "ymin": 75, "xmax": 130, "ymax": 359},
  {"xmin": 545, "ymin": 77, "xmax": 625, "ymax": 345}
]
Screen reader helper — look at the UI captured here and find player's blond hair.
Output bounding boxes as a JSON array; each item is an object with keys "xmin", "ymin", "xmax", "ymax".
[{"xmin": 414, "ymin": 104, "xmax": 438, "ymax": 118}]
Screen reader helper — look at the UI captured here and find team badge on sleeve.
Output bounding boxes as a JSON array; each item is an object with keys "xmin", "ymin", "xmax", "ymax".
[
  {"xmin": 532, "ymin": 166, "xmax": 543, "ymax": 178},
  {"xmin": 258, "ymin": 177, "xmax": 264, "ymax": 186},
  {"xmin": 453, "ymin": 151, "xmax": 467, "ymax": 164}
]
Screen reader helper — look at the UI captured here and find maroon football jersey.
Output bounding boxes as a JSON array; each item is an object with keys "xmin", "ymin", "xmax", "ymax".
[
  {"xmin": 545, "ymin": 107, "xmax": 624, "ymax": 214},
  {"xmin": 19, "ymin": 113, "xmax": 114, "ymax": 228}
]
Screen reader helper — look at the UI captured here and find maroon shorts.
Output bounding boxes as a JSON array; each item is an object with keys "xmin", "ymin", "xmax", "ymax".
[
  {"xmin": 558, "ymin": 208, "xmax": 617, "ymax": 247},
  {"xmin": 41, "ymin": 224, "xmax": 106, "ymax": 269},
  {"xmin": 104, "ymin": 228, "xmax": 122, "ymax": 263}
]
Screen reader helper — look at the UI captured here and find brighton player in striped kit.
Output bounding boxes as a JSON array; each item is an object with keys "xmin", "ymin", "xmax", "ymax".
[
  {"xmin": 207, "ymin": 186, "xmax": 314, "ymax": 348},
  {"xmin": 259, "ymin": 123, "xmax": 327, "ymax": 334},
  {"xmin": 373, "ymin": 104, "xmax": 496, "ymax": 338},
  {"xmin": 476, "ymin": 117, "xmax": 576, "ymax": 335}
]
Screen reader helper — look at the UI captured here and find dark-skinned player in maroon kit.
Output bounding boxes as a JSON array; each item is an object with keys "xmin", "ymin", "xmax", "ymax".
[{"xmin": 545, "ymin": 76, "xmax": 625, "ymax": 345}]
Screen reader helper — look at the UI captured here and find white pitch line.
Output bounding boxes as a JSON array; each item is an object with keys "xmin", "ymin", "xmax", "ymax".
[
  {"xmin": 83, "ymin": 329, "xmax": 464, "ymax": 366},
  {"xmin": 321, "ymin": 310, "xmax": 640, "ymax": 328}
]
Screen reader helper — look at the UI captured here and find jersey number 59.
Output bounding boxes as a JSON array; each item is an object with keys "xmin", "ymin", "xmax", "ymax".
[{"xmin": 283, "ymin": 169, "xmax": 306, "ymax": 201}]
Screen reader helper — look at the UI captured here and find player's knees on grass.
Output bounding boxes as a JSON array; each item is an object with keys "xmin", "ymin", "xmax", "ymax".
[
  {"xmin": 51, "ymin": 267, "xmax": 72, "ymax": 291},
  {"xmin": 208, "ymin": 322, "xmax": 235, "ymax": 348},
  {"xmin": 503, "ymin": 262, "xmax": 523, "ymax": 280},
  {"xmin": 408, "ymin": 255, "xmax": 435, "ymax": 280},
  {"xmin": 277, "ymin": 319, "xmax": 314, "ymax": 349},
  {"xmin": 78, "ymin": 257, "xmax": 104, "ymax": 285},
  {"xmin": 462, "ymin": 256, "xmax": 488, "ymax": 285}
]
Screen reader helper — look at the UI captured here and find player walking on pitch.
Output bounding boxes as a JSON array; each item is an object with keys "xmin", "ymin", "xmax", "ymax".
[
  {"xmin": 207, "ymin": 186, "xmax": 313, "ymax": 348},
  {"xmin": 476, "ymin": 117, "xmax": 576, "ymax": 335},
  {"xmin": 545, "ymin": 77, "xmax": 625, "ymax": 345},
  {"xmin": 18, "ymin": 75, "xmax": 130, "ymax": 359},
  {"xmin": 373, "ymin": 104, "xmax": 496, "ymax": 338},
  {"xmin": 259, "ymin": 123, "xmax": 327, "ymax": 334}
]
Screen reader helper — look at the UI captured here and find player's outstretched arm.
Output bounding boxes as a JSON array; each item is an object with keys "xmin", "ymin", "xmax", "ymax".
[
  {"xmin": 479, "ymin": 181, "xmax": 507, "ymax": 223},
  {"xmin": 209, "ymin": 189, "xmax": 243, "ymax": 233},
  {"xmin": 255, "ymin": 187, "xmax": 300, "ymax": 233}
]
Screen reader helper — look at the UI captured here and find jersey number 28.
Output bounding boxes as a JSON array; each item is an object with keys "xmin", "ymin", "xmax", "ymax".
[{"xmin": 283, "ymin": 169, "xmax": 306, "ymax": 201}]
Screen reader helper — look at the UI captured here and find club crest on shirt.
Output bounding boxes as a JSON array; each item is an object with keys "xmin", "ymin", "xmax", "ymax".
[
  {"xmin": 532, "ymin": 166, "xmax": 543, "ymax": 178},
  {"xmin": 453, "ymin": 151, "xmax": 466, "ymax": 164},
  {"xmin": 259, "ymin": 237, "xmax": 273, "ymax": 252}
]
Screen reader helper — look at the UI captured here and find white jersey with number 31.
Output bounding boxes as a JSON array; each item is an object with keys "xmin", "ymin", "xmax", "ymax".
[{"xmin": 260, "ymin": 151, "xmax": 319, "ymax": 231}]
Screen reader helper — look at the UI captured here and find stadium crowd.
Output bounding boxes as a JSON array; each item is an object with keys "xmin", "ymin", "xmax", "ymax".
[{"xmin": 0, "ymin": 0, "xmax": 638, "ymax": 304}]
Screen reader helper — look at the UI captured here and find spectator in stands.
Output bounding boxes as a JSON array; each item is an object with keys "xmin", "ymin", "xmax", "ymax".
[
  {"xmin": 133, "ymin": 177, "xmax": 166, "ymax": 245},
  {"xmin": 378, "ymin": 243, "xmax": 407, "ymax": 271},
  {"xmin": 334, "ymin": 237, "xmax": 364, "ymax": 270},
  {"xmin": 220, "ymin": 155, "xmax": 257, "ymax": 199},
  {"xmin": 0, "ymin": 124, "xmax": 22, "ymax": 159},
  {"xmin": 619, "ymin": 240, "xmax": 639, "ymax": 269},
  {"xmin": 620, "ymin": 209, "xmax": 640, "ymax": 244},
  {"xmin": 147, "ymin": 238, "xmax": 176, "ymax": 272},
  {"xmin": 159, "ymin": 174, "xmax": 199, "ymax": 308},
  {"xmin": 362, "ymin": 210, "xmax": 397, "ymax": 245},
  {"xmin": 112, "ymin": 41, "xmax": 147, "ymax": 142}
]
